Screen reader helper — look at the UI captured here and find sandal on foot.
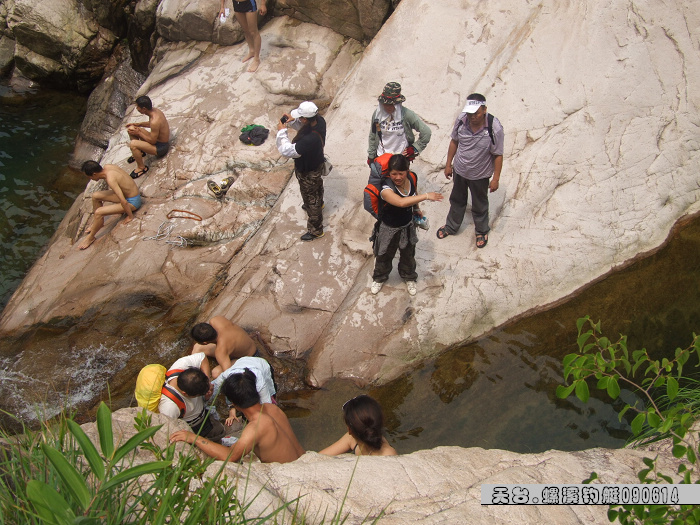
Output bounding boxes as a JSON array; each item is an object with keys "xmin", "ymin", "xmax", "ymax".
[
  {"xmin": 436, "ymin": 226, "xmax": 451, "ymax": 240},
  {"xmin": 130, "ymin": 166, "xmax": 149, "ymax": 179},
  {"xmin": 476, "ymin": 233, "xmax": 488, "ymax": 248},
  {"xmin": 127, "ymin": 150, "xmax": 147, "ymax": 163},
  {"xmin": 207, "ymin": 180, "xmax": 223, "ymax": 197}
]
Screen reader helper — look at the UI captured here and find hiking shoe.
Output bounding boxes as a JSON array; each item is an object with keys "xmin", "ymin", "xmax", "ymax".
[
  {"xmin": 370, "ymin": 281, "xmax": 383, "ymax": 295},
  {"xmin": 300, "ymin": 231, "xmax": 324, "ymax": 241},
  {"xmin": 406, "ymin": 281, "xmax": 417, "ymax": 296}
]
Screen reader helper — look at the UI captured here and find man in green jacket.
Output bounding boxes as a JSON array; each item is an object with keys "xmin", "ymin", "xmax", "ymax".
[{"xmin": 368, "ymin": 82, "xmax": 432, "ymax": 164}]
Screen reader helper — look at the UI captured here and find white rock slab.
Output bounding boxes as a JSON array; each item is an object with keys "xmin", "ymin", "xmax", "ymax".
[{"xmin": 207, "ymin": 0, "xmax": 700, "ymax": 386}]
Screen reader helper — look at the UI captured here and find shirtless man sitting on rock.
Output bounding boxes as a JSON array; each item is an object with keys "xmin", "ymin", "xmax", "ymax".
[
  {"xmin": 190, "ymin": 316, "xmax": 260, "ymax": 377},
  {"xmin": 126, "ymin": 95, "xmax": 170, "ymax": 179},
  {"xmin": 170, "ymin": 368, "xmax": 304, "ymax": 464},
  {"xmin": 77, "ymin": 161, "xmax": 142, "ymax": 250}
]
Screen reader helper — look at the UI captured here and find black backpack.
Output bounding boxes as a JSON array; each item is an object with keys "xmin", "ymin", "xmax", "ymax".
[{"xmin": 456, "ymin": 113, "xmax": 495, "ymax": 144}]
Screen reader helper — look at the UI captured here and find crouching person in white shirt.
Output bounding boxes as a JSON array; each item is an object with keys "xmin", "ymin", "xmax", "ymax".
[{"xmin": 159, "ymin": 352, "xmax": 226, "ymax": 442}]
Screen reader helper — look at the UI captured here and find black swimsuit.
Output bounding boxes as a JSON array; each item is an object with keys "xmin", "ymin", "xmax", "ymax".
[{"xmin": 233, "ymin": 0, "xmax": 257, "ymax": 13}]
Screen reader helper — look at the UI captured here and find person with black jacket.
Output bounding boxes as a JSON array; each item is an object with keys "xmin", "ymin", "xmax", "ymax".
[
  {"xmin": 276, "ymin": 101, "xmax": 326, "ymax": 241},
  {"xmin": 370, "ymin": 154, "xmax": 442, "ymax": 296}
]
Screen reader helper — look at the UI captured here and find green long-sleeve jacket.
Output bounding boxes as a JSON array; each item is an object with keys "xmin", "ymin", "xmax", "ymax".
[{"xmin": 367, "ymin": 106, "xmax": 432, "ymax": 160}]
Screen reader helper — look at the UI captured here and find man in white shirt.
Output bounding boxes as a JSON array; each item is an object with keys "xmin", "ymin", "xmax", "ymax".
[
  {"xmin": 209, "ymin": 356, "xmax": 276, "ymax": 425},
  {"xmin": 159, "ymin": 352, "xmax": 226, "ymax": 442}
]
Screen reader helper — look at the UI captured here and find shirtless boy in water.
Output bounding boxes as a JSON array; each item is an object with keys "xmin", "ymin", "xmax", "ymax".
[
  {"xmin": 190, "ymin": 316, "xmax": 259, "ymax": 377},
  {"xmin": 170, "ymin": 369, "xmax": 303, "ymax": 464},
  {"xmin": 77, "ymin": 161, "xmax": 141, "ymax": 250},
  {"xmin": 126, "ymin": 95, "xmax": 170, "ymax": 178},
  {"xmin": 218, "ymin": 0, "xmax": 267, "ymax": 72}
]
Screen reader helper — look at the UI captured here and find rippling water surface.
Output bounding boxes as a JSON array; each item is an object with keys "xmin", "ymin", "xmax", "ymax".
[
  {"xmin": 284, "ymin": 218, "xmax": 700, "ymax": 454},
  {"xmin": 0, "ymin": 82, "xmax": 87, "ymax": 309}
]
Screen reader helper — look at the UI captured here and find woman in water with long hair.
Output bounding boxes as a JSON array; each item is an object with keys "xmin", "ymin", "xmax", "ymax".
[{"xmin": 320, "ymin": 395, "xmax": 397, "ymax": 456}]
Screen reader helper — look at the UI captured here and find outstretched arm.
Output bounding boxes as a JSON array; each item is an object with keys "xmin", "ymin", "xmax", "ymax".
[
  {"xmin": 319, "ymin": 432, "xmax": 354, "ymax": 456},
  {"xmin": 170, "ymin": 430, "xmax": 248, "ymax": 462},
  {"xmin": 380, "ymin": 188, "xmax": 443, "ymax": 208}
]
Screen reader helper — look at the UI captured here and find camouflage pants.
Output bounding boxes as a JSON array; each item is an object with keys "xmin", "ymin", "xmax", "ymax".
[{"xmin": 295, "ymin": 165, "xmax": 324, "ymax": 236}]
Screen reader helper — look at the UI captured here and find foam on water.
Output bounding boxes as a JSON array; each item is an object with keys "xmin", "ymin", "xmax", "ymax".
[{"xmin": 0, "ymin": 343, "xmax": 132, "ymax": 423}]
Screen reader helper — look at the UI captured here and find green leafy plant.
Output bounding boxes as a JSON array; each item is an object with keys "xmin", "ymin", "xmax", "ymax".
[
  {"xmin": 0, "ymin": 404, "xmax": 387, "ymax": 524},
  {"xmin": 556, "ymin": 316, "xmax": 700, "ymax": 524},
  {"xmin": 0, "ymin": 403, "xmax": 256, "ymax": 524}
]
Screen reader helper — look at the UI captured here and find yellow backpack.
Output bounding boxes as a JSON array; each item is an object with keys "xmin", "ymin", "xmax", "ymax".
[
  {"xmin": 135, "ymin": 364, "xmax": 187, "ymax": 415},
  {"xmin": 135, "ymin": 364, "xmax": 167, "ymax": 412}
]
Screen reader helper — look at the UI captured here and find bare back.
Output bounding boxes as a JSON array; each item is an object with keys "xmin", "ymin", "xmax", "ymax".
[
  {"xmin": 150, "ymin": 108, "xmax": 170, "ymax": 143},
  {"xmin": 211, "ymin": 316, "xmax": 257, "ymax": 360},
  {"xmin": 104, "ymin": 165, "xmax": 139, "ymax": 199},
  {"xmin": 240, "ymin": 404, "xmax": 304, "ymax": 463}
]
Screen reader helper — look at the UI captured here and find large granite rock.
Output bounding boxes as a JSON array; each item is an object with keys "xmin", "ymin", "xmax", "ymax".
[
  {"xmin": 83, "ymin": 408, "xmax": 688, "ymax": 524},
  {"xmin": 72, "ymin": 42, "xmax": 147, "ymax": 168},
  {"xmin": 275, "ymin": 0, "xmax": 392, "ymax": 42},
  {"xmin": 0, "ymin": 35, "xmax": 14, "ymax": 77},
  {"xmin": 202, "ymin": 0, "xmax": 700, "ymax": 387},
  {"xmin": 156, "ymin": 0, "xmax": 247, "ymax": 46},
  {"xmin": 127, "ymin": 0, "xmax": 160, "ymax": 73},
  {"xmin": 0, "ymin": 17, "xmax": 362, "ymax": 422},
  {"xmin": 6, "ymin": 0, "xmax": 118, "ymax": 91}
]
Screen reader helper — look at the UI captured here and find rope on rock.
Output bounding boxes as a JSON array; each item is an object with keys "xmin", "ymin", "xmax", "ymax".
[{"xmin": 142, "ymin": 221, "xmax": 188, "ymax": 247}]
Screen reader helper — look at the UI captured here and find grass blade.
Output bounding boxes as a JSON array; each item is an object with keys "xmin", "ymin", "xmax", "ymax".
[
  {"xmin": 41, "ymin": 444, "xmax": 92, "ymax": 511},
  {"xmin": 99, "ymin": 461, "xmax": 171, "ymax": 492},
  {"xmin": 96, "ymin": 402, "xmax": 114, "ymax": 459},
  {"xmin": 110, "ymin": 425, "xmax": 162, "ymax": 467},
  {"xmin": 67, "ymin": 420, "xmax": 105, "ymax": 481},
  {"xmin": 26, "ymin": 479, "xmax": 77, "ymax": 525}
]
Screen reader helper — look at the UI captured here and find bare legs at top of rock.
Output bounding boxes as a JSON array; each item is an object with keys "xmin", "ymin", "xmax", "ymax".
[{"xmin": 235, "ymin": 11, "xmax": 262, "ymax": 72}]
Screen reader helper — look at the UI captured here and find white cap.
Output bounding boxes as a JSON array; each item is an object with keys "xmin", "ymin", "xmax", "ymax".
[
  {"xmin": 462, "ymin": 99, "xmax": 486, "ymax": 114},
  {"xmin": 291, "ymin": 101, "xmax": 318, "ymax": 119}
]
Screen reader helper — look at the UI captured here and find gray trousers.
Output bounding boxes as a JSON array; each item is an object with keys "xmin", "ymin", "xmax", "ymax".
[
  {"xmin": 445, "ymin": 175, "xmax": 490, "ymax": 235},
  {"xmin": 372, "ymin": 222, "xmax": 418, "ymax": 283}
]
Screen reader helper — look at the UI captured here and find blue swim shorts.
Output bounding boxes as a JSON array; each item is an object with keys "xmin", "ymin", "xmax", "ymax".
[{"xmin": 126, "ymin": 194, "xmax": 142, "ymax": 210}]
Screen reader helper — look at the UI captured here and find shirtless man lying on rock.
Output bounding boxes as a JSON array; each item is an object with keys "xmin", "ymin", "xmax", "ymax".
[
  {"xmin": 190, "ymin": 316, "xmax": 261, "ymax": 377},
  {"xmin": 170, "ymin": 368, "xmax": 303, "ymax": 464},
  {"xmin": 77, "ymin": 161, "xmax": 142, "ymax": 250}
]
